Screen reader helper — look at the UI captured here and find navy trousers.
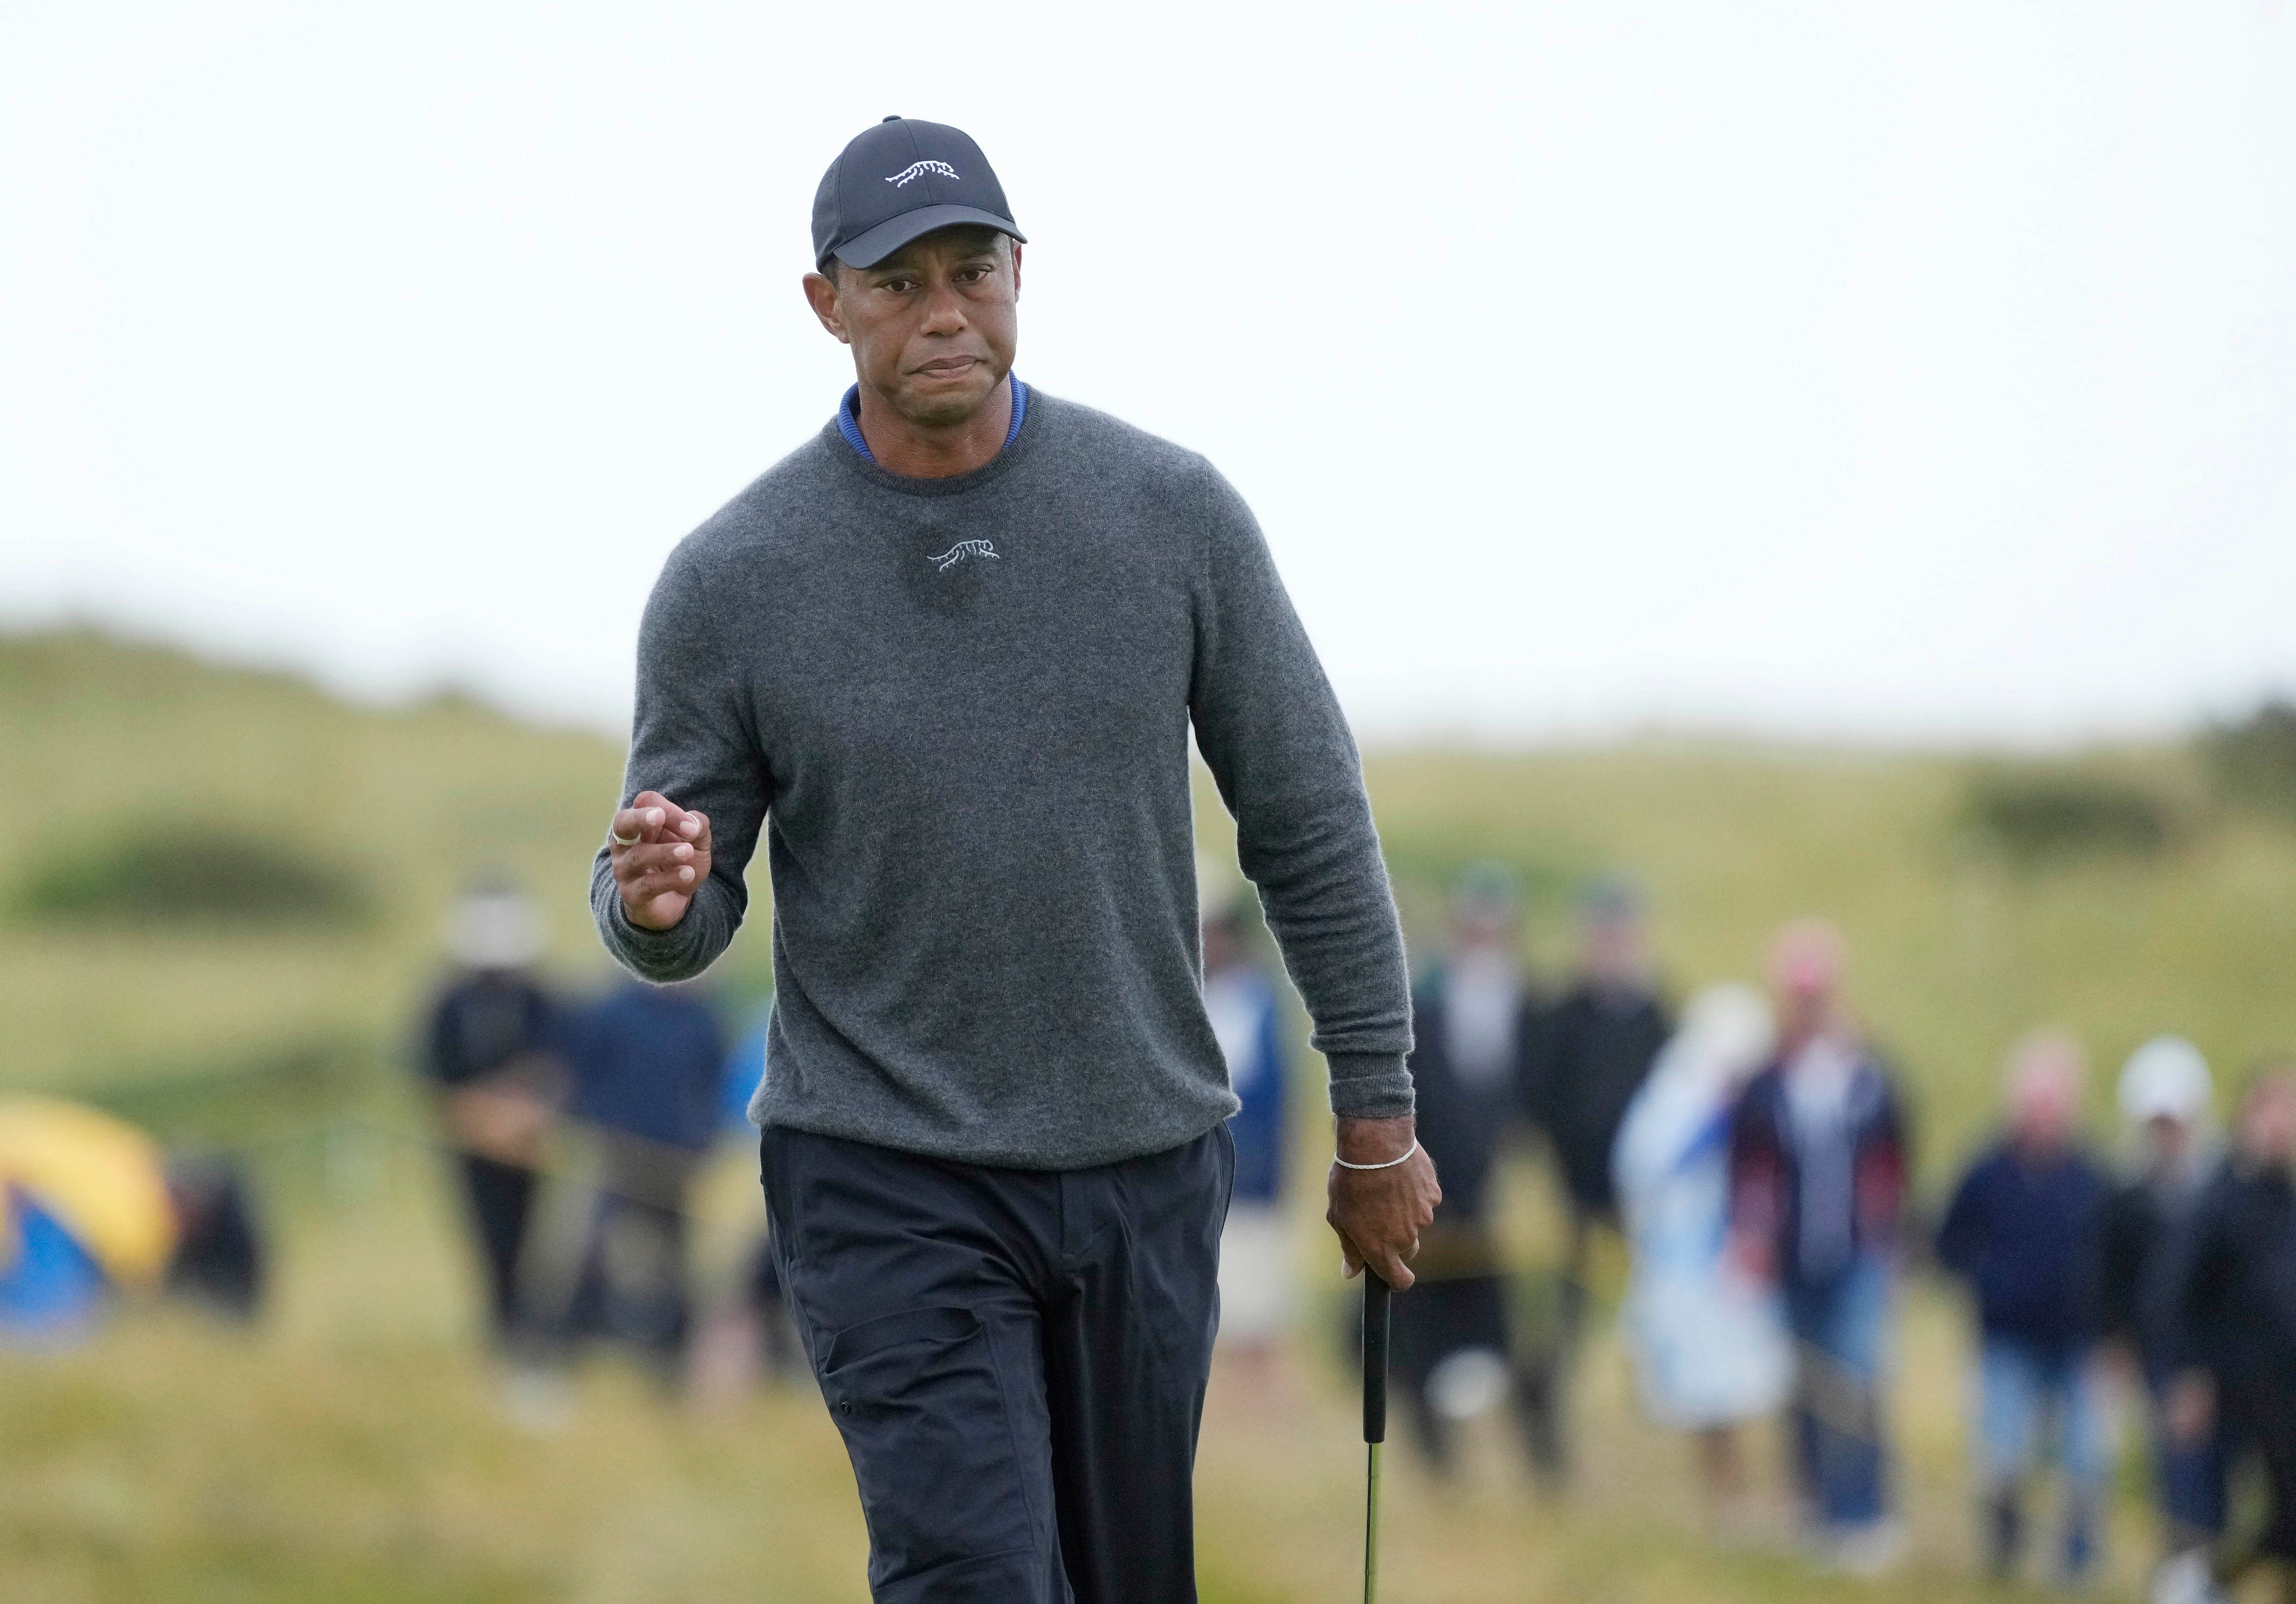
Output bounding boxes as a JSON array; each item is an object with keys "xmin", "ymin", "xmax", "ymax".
[{"xmin": 761, "ymin": 1123, "xmax": 1233, "ymax": 1604}]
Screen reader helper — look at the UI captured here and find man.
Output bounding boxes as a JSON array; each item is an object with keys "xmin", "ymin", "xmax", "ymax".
[
  {"xmin": 1390, "ymin": 864, "xmax": 1539, "ymax": 1475},
  {"xmin": 422, "ymin": 883, "xmax": 565, "ymax": 1350},
  {"xmin": 1199, "ymin": 893, "xmax": 1294, "ymax": 1397},
  {"xmin": 1531, "ymin": 875, "xmax": 1672, "ymax": 1227},
  {"xmin": 1935, "ymin": 1031, "xmax": 2111, "ymax": 1585},
  {"xmin": 559, "ymin": 977, "xmax": 726, "ymax": 1375},
  {"xmin": 591, "ymin": 117, "xmax": 1435, "ymax": 1603},
  {"xmin": 1521, "ymin": 872, "xmax": 1671, "ymax": 1481},
  {"xmin": 1728, "ymin": 920, "xmax": 1909, "ymax": 1575},
  {"xmin": 2165, "ymin": 1068, "xmax": 2296, "ymax": 1604},
  {"xmin": 2098, "ymin": 1038, "xmax": 2225, "ymax": 1588}
]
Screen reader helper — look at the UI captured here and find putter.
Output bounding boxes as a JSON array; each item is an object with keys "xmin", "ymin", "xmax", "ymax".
[{"xmin": 1361, "ymin": 1270, "xmax": 1392, "ymax": 1604}]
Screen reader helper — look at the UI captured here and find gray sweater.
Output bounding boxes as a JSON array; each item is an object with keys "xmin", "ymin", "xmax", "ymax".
[{"xmin": 592, "ymin": 391, "xmax": 1413, "ymax": 1169}]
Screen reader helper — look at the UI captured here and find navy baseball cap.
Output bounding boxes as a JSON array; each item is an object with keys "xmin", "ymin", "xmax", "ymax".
[{"xmin": 812, "ymin": 116, "xmax": 1025, "ymax": 271}]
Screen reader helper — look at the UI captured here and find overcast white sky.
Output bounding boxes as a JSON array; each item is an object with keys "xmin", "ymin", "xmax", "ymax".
[{"xmin": 4, "ymin": 2, "xmax": 2292, "ymax": 744}]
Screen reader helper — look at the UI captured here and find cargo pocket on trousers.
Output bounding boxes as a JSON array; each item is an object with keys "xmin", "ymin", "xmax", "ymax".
[{"xmin": 819, "ymin": 1305, "xmax": 1039, "ymax": 1588}]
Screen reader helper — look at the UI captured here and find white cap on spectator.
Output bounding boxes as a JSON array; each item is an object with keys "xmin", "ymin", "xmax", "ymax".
[
  {"xmin": 446, "ymin": 886, "xmax": 545, "ymax": 969},
  {"xmin": 2118, "ymin": 1036, "xmax": 2212, "ymax": 1125}
]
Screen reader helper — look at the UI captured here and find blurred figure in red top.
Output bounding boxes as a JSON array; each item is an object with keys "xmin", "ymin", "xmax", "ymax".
[{"xmin": 1728, "ymin": 920, "xmax": 1910, "ymax": 1575}]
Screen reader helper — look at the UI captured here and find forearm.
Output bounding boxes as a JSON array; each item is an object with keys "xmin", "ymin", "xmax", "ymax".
[{"xmin": 1240, "ymin": 791, "xmax": 1414, "ymax": 1115}]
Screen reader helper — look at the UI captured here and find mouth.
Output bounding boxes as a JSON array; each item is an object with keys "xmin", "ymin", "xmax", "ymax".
[{"xmin": 911, "ymin": 355, "xmax": 983, "ymax": 381}]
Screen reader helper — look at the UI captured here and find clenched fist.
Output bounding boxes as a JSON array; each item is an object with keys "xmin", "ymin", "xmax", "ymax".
[{"xmin": 608, "ymin": 790, "xmax": 712, "ymax": 931}]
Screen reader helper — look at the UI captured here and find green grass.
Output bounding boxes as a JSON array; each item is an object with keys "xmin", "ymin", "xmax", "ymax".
[{"xmin": 5, "ymin": 626, "xmax": 2295, "ymax": 1601}]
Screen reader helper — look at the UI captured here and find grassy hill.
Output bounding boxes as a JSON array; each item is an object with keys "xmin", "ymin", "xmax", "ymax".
[{"xmin": 4, "ymin": 627, "xmax": 2292, "ymax": 1602}]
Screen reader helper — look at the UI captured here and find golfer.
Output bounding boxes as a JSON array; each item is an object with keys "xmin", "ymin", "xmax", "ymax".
[{"xmin": 593, "ymin": 116, "xmax": 1438, "ymax": 1603}]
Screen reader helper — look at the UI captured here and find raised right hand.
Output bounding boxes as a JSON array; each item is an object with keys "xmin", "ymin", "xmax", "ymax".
[{"xmin": 609, "ymin": 790, "xmax": 712, "ymax": 931}]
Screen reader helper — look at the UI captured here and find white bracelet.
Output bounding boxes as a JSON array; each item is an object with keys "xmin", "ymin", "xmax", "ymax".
[{"xmin": 1333, "ymin": 1139, "xmax": 1419, "ymax": 1172}]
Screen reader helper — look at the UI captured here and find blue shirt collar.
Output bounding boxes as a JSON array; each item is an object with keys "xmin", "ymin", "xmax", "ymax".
[{"xmin": 837, "ymin": 377, "xmax": 1027, "ymax": 465}]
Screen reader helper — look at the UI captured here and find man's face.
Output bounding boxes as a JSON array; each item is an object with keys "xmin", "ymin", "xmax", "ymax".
[
  {"xmin": 2008, "ymin": 1050, "xmax": 2082, "ymax": 1157},
  {"xmin": 2145, "ymin": 1111, "xmax": 2192, "ymax": 1166},
  {"xmin": 1768, "ymin": 923, "xmax": 1845, "ymax": 1046},
  {"xmin": 2240, "ymin": 1077, "xmax": 2296, "ymax": 1169},
  {"xmin": 805, "ymin": 227, "xmax": 1019, "ymax": 428},
  {"xmin": 1582, "ymin": 914, "xmax": 1646, "ymax": 987}
]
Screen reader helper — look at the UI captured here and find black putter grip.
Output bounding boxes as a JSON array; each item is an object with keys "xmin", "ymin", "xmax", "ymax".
[{"xmin": 1362, "ymin": 1272, "xmax": 1392, "ymax": 1444}]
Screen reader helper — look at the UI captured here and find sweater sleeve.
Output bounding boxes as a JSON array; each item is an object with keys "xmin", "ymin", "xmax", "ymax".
[
  {"xmin": 1187, "ymin": 467, "xmax": 1414, "ymax": 1118},
  {"xmin": 590, "ymin": 539, "xmax": 773, "ymax": 982}
]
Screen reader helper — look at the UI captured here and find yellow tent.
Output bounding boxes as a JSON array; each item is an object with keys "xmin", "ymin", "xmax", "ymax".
[{"xmin": 0, "ymin": 1097, "xmax": 176, "ymax": 1287}]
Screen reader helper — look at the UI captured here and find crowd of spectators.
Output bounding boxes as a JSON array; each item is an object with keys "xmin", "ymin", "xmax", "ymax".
[
  {"xmin": 407, "ymin": 875, "xmax": 2296, "ymax": 1600},
  {"xmin": 1195, "ymin": 866, "xmax": 2296, "ymax": 1600}
]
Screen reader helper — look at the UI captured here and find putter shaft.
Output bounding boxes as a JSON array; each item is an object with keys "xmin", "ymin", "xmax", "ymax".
[
  {"xmin": 1362, "ymin": 1274, "xmax": 1392, "ymax": 1604},
  {"xmin": 1363, "ymin": 1440, "xmax": 1383, "ymax": 1604}
]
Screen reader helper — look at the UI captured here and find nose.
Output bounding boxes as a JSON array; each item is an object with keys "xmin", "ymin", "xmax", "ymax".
[{"xmin": 919, "ymin": 276, "xmax": 968, "ymax": 338}]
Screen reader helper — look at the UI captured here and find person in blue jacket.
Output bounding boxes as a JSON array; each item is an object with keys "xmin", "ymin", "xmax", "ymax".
[
  {"xmin": 1935, "ymin": 1031, "xmax": 2110, "ymax": 1585},
  {"xmin": 561, "ymin": 976, "xmax": 727, "ymax": 1374}
]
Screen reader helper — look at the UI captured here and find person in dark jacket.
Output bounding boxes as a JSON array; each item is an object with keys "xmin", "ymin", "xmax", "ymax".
[
  {"xmin": 1529, "ymin": 875, "xmax": 1673, "ymax": 1224},
  {"xmin": 1728, "ymin": 920, "xmax": 1909, "ymax": 1573},
  {"xmin": 421, "ymin": 885, "xmax": 566, "ymax": 1348},
  {"xmin": 2166, "ymin": 1068, "xmax": 2296, "ymax": 1604},
  {"xmin": 1519, "ymin": 873, "xmax": 1671, "ymax": 1483},
  {"xmin": 1391, "ymin": 863, "xmax": 1539, "ymax": 1476},
  {"xmin": 1935, "ymin": 1032, "xmax": 2110, "ymax": 1584},
  {"xmin": 2097, "ymin": 1037, "xmax": 2225, "ymax": 1582},
  {"xmin": 560, "ymin": 976, "xmax": 727, "ymax": 1373}
]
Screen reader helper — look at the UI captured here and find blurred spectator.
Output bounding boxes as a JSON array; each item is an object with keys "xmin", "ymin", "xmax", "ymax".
[
  {"xmin": 2099, "ymin": 1038, "xmax": 2226, "ymax": 1580},
  {"xmin": 1521, "ymin": 873, "xmax": 1672, "ymax": 1481},
  {"xmin": 421, "ymin": 884, "xmax": 566, "ymax": 1349},
  {"xmin": 720, "ymin": 999, "xmax": 771, "ymax": 1132},
  {"xmin": 560, "ymin": 976, "xmax": 726, "ymax": 1375},
  {"xmin": 0, "ymin": 1097, "xmax": 175, "ymax": 1346},
  {"xmin": 1728, "ymin": 920, "xmax": 1909, "ymax": 1574},
  {"xmin": 2166, "ymin": 1067, "xmax": 2296, "ymax": 1604},
  {"xmin": 689, "ymin": 997, "xmax": 807, "ymax": 1409},
  {"xmin": 1201, "ymin": 895, "xmax": 1296, "ymax": 1393},
  {"xmin": 1392, "ymin": 864, "xmax": 1539, "ymax": 1476},
  {"xmin": 1935, "ymin": 1031, "xmax": 2109, "ymax": 1585},
  {"xmin": 688, "ymin": 1233, "xmax": 808, "ymax": 1410},
  {"xmin": 1613, "ymin": 983, "xmax": 1789, "ymax": 1536},
  {"xmin": 163, "ymin": 1151, "xmax": 266, "ymax": 1321}
]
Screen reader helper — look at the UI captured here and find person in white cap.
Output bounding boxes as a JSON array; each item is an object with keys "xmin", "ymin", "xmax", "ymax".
[{"xmin": 2098, "ymin": 1037, "xmax": 2225, "ymax": 1596}]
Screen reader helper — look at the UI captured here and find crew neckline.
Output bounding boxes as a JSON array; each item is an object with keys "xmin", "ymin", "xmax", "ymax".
[
  {"xmin": 826, "ymin": 377, "xmax": 1039, "ymax": 498},
  {"xmin": 837, "ymin": 377, "xmax": 1027, "ymax": 464}
]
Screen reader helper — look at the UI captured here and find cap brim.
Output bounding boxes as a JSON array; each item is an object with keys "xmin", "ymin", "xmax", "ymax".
[{"xmin": 832, "ymin": 204, "xmax": 1026, "ymax": 269}]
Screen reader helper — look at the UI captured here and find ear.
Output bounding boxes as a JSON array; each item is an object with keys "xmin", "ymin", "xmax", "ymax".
[
  {"xmin": 1009, "ymin": 242, "xmax": 1023, "ymax": 300},
  {"xmin": 803, "ymin": 270, "xmax": 849, "ymax": 344}
]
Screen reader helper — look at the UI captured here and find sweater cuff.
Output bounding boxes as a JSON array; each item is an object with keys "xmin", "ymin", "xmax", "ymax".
[
  {"xmin": 598, "ymin": 877, "xmax": 711, "ymax": 982},
  {"xmin": 1326, "ymin": 1051, "xmax": 1414, "ymax": 1119}
]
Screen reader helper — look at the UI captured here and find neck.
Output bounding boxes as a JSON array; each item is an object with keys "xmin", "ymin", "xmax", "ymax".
[{"xmin": 856, "ymin": 374, "xmax": 1014, "ymax": 478}]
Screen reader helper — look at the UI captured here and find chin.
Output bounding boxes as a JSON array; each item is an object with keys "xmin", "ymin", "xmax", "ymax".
[{"xmin": 896, "ymin": 374, "xmax": 1001, "ymax": 428}]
